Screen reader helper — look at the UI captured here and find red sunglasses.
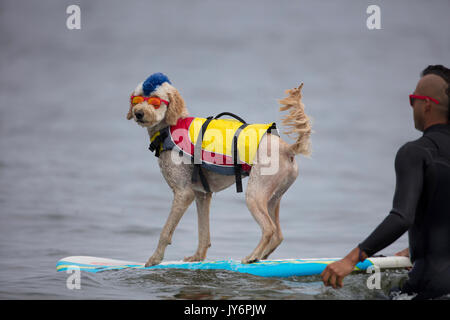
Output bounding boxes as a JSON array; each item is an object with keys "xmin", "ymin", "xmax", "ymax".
[
  {"xmin": 130, "ymin": 95, "xmax": 169, "ymax": 109},
  {"xmin": 409, "ymin": 94, "xmax": 440, "ymax": 107}
]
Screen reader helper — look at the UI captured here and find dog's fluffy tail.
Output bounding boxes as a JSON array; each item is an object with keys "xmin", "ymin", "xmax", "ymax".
[{"xmin": 278, "ymin": 83, "xmax": 312, "ymax": 156}]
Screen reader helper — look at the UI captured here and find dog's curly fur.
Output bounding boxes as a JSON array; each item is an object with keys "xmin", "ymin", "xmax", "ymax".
[{"xmin": 127, "ymin": 79, "xmax": 311, "ymax": 266}]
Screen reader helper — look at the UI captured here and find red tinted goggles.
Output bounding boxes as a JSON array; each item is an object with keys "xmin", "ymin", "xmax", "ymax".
[
  {"xmin": 409, "ymin": 94, "xmax": 439, "ymax": 106},
  {"xmin": 131, "ymin": 96, "xmax": 169, "ymax": 109}
]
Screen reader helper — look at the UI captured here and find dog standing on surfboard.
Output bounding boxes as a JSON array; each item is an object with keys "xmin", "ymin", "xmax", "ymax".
[{"xmin": 126, "ymin": 73, "xmax": 312, "ymax": 267}]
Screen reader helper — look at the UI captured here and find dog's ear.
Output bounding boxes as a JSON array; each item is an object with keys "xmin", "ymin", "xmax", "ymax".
[
  {"xmin": 126, "ymin": 93, "xmax": 134, "ymax": 120},
  {"xmin": 165, "ymin": 88, "xmax": 188, "ymax": 125}
]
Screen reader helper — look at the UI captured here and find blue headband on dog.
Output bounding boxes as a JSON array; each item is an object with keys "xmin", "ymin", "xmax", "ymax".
[{"xmin": 142, "ymin": 73, "xmax": 172, "ymax": 96}]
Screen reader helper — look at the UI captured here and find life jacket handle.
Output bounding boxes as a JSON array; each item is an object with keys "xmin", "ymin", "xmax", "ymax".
[{"xmin": 214, "ymin": 112, "xmax": 247, "ymax": 124}]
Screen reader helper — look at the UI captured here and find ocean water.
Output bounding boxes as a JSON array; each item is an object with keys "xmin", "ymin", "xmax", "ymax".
[{"xmin": 0, "ymin": 0, "xmax": 449, "ymax": 299}]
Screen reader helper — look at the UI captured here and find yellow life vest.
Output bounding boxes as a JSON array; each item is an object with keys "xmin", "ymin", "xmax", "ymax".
[{"xmin": 149, "ymin": 114, "xmax": 278, "ymax": 192}]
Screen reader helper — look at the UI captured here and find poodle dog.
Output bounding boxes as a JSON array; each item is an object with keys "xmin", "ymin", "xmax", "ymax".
[{"xmin": 126, "ymin": 73, "xmax": 311, "ymax": 266}]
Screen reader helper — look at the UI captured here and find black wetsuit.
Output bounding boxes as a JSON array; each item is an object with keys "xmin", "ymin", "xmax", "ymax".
[{"xmin": 358, "ymin": 124, "xmax": 450, "ymax": 299}]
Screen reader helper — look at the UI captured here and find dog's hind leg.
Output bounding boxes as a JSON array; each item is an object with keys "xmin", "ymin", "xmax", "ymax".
[
  {"xmin": 261, "ymin": 198, "xmax": 283, "ymax": 260},
  {"xmin": 145, "ymin": 189, "xmax": 195, "ymax": 267},
  {"xmin": 183, "ymin": 191, "xmax": 212, "ymax": 262},
  {"xmin": 242, "ymin": 191, "xmax": 275, "ymax": 264},
  {"xmin": 242, "ymin": 133, "xmax": 299, "ymax": 264},
  {"xmin": 260, "ymin": 161, "xmax": 299, "ymax": 260},
  {"xmin": 242, "ymin": 169, "xmax": 277, "ymax": 264}
]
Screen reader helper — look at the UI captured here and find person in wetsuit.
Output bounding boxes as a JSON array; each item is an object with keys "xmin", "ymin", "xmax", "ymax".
[{"xmin": 321, "ymin": 65, "xmax": 450, "ymax": 299}]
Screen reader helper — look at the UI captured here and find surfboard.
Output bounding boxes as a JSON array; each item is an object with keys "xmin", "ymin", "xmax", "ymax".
[{"xmin": 56, "ymin": 256, "xmax": 412, "ymax": 277}]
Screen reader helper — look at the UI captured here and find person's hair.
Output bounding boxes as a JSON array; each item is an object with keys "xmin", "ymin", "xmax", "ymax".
[{"xmin": 421, "ymin": 65, "xmax": 450, "ymax": 120}]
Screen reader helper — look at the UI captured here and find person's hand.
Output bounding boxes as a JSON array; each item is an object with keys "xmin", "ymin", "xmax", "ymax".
[
  {"xmin": 321, "ymin": 257, "xmax": 356, "ymax": 289},
  {"xmin": 395, "ymin": 247, "xmax": 409, "ymax": 257},
  {"xmin": 321, "ymin": 247, "xmax": 364, "ymax": 289},
  {"xmin": 395, "ymin": 247, "xmax": 412, "ymax": 270}
]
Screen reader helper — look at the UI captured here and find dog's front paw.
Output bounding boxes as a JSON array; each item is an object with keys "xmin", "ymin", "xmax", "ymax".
[{"xmin": 145, "ymin": 255, "xmax": 163, "ymax": 267}]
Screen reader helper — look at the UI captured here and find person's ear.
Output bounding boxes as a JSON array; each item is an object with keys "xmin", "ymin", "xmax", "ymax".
[{"xmin": 424, "ymin": 99, "xmax": 433, "ymax": 113}]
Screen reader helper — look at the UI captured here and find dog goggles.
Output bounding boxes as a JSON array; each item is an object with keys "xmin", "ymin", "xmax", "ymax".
[
  {"xmin": 409, "ymin": 94, "xmax": 439, "ymax": 106},
  {"xmin": 131, "ymin": 95, "xmax": 169, "ymax": 108}
]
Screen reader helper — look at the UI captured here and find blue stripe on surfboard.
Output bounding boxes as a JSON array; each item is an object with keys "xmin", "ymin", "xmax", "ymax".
[{"xmin": 56, "ymin": 258, "xmax": 375, "ymax": 277}]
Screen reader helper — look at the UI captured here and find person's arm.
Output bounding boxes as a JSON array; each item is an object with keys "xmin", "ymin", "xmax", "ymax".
[
  {"xmin": 358, "ymin": 143, "xmax": 425, "ymax": 256},
  {"xmin": 321, "ymin": 143, "xmax": 425, "ymax": 289}
]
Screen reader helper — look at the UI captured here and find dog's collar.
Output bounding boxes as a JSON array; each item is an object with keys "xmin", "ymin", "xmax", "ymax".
[
  {"xmin": 150, "ymin": 130, "xmax": 161, "ymax": 143},
  {"xmin": 149, "ymin": 129, "xmax": 169, "ymax": 157}
]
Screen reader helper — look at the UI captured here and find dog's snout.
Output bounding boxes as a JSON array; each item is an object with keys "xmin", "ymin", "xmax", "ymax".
[{"xmin": 134, "ymin": 110, "xmax": 144, "ymax": 120}]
